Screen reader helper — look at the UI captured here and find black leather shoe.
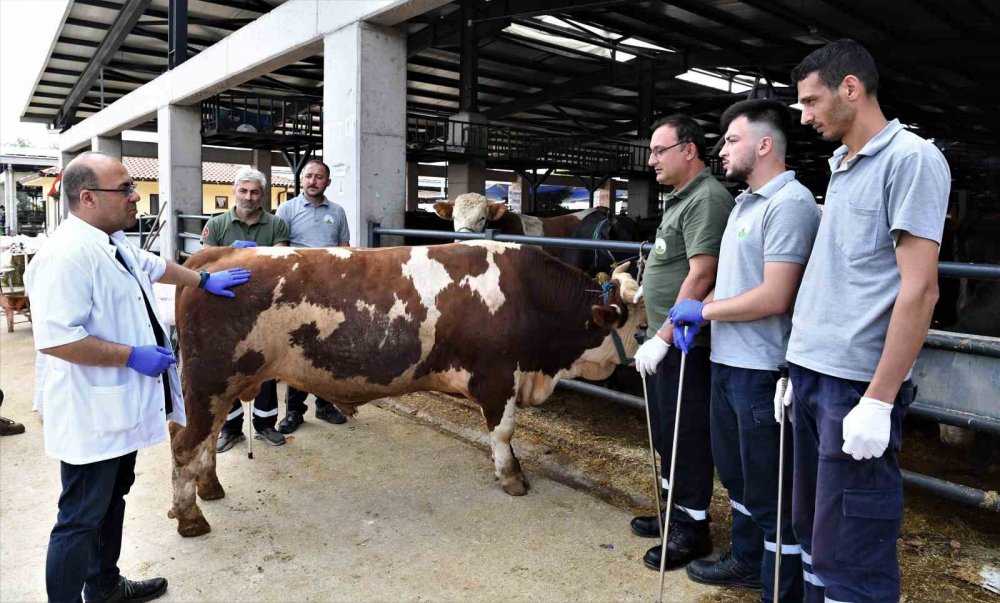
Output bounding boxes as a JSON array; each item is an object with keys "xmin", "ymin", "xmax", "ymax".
[
  {"xmin": 277, "ymin": 410, "xmax": 304, "ymax": 434},
  {"xmin": 85, "ymin": 576, "xmax": 168, "ymax": 602},
  {"xmin": 642, "ymin": 517, "xmax": 712, "ymax": 571},
  {"xmin": 316, "ymin": 405, "xmax": 347, "ymax": 424},
  {"xmin": 630, "ymin": 511, "xmax": 666, "ymax": 538},
  {"xmin": 686, "ymin": 549, "xmax": 762, "ymax": 590},
  {"xmin": 254, "ymin": 426, "xmax": 286, "ymax": 446}
]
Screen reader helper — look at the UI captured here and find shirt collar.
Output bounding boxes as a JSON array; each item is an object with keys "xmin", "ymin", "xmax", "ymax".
[
  {"xmin": 227, "ymin": 207, "xmax": 271, "ymax": 224},
  {"xmin": 737, "ymin": 170, "xmax": 796, "ymax": 203},
  {"xmin": 298, "ymin": 194, "xmax": 328, "ymax": 207},
  {"xmin": 828, "ymin": 119, "xmax": 904, "ymax": 172},
  {"xmin": 663, "ymin": 167, "xmax": 713, "ymax": 204},
  {"xmin": 66, "ymin": 214, "xmax": 124, "ymax": 259}
]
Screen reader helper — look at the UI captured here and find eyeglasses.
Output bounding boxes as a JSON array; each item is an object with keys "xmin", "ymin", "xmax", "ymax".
[
  {"xmin": 86, "ymin": 182, "xmax": 138, "ymax": 196},
  {"xmin": 650, "ymin": 140, "xmax": 690, "ymax": 159}
]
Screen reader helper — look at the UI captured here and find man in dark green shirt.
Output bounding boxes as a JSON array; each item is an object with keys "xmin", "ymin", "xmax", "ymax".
[
  {"xmin": 630, "ymin": 115, "xmax": 734, "ymax": 573},
  {"xmin": 201, "ymin": 168, "xmax": 289, "ymax": 453}
]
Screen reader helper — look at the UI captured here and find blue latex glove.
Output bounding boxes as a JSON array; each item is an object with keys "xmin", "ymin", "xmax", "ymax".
[
  {"xmin": 668, "ymin": 299, "xmax": 705, "ymax": 326},
  {"xmin": 673, "ymin": 324, "xmax": 699, "ymax": 354},
  {"xmin": 126, "ymin": 345, "xmax": 176, "ymax": 377},
  {"xmin": 230, "ymin": 240, "xmax": 258, "ymax": 248},
  {"xmin": 204, "ymin": 268, "xmax": 251, "ymax": 298}
]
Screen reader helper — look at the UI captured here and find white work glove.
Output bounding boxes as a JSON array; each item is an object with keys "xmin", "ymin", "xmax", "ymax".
[
  {"xmin": 841, "ymin": 397, "xmax": 894, "ymax": 460},
  {"xmin": 773, "ymin": 377, "xmax": 793, "ymax": 423},
  {"xmin": 633, "ymin": 284, "xmax": 643, "ymax": 304},
  {"xmin": 634, "ymin": 335, "xmax": 669, "ymax": 378}
]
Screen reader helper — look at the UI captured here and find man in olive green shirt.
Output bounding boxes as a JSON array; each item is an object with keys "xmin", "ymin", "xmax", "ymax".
[
  {"xmin": 630, "ymin": 115, "xmax": 734, "ymax": 573},
  {"xmin": 201, "ymin": 168, "xmax": 289, "ymax": 453}
]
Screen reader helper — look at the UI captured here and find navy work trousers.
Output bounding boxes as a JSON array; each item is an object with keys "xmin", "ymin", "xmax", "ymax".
[
  {"xmin": 711, "ymin": 363, "xmax": 802, "ymax": 602},
  {"xmin": 790, "ymin": 364, "xmax": 914, "ymax": 603},
  {"xmin": 47, "ymin": 452, "xmax": 137, "ymax": 603},
  {"xmin": 223, "ymin": 379, "xmax": 279, "ymax": 435},
  {"xmin": 285, "ymin": 385, "xmax": 334, "ymax": 415},
  {"xmin": 647, "ymin": 345, "xmax": 714, "ymax": 518}
]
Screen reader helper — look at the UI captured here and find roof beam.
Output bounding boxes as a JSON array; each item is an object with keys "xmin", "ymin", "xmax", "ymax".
[{"xmin": 55, "ymin": 0, "xmax": 153, "ymax": 129}]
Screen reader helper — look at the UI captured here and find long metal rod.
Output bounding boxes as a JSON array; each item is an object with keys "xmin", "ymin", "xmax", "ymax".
[
  {"xmin": 939, "ymin": 261, "xmax": 1000, "ymax": 281},
  {"xmin": 773, "ymin": 369, "xmax": 789, "ymax": 603},
  {"xmin": 371, "ymin": 226, "xmax": 653, "ymax": 254},
  {"xmin": 902, "ymin": 470, "xmax": 1000, "ymax": 512},
  {"xmin": 641, "ymin": 376, "xmax": 663, "ymax": 540},
  {"xmin": 657, "ymin": 352, "xmax": 686, "ymax": 603},
  {"xmin": 908, "ymin": 402, "xmax": 1000, "ymax": 436}
]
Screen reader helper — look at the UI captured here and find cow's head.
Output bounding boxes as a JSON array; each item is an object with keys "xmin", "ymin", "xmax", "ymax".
[
  {"xmin": 577, "ymin": 262, "xmax": 647, "ymax": 380},
  {"xmin": 434, "ymin": 193, "xmax": 507, "ymax": 233}
]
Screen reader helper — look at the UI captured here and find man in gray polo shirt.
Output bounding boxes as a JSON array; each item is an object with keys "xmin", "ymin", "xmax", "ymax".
[
  {"xmin": 670, "ymin": 100, "xmax": 819, "ymax": 601},
  {"xmin": 275, "ymin": 159, "xmax": 351, "ymax": 432},
  {"xmin": 785, "ymin": 40, "xmax": 950, "ymax": 603}
]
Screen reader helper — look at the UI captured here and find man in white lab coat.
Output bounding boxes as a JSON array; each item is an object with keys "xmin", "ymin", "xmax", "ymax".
[{"xmin": 25, "ymin": 152, "xmax": 251, "ymax": 603}]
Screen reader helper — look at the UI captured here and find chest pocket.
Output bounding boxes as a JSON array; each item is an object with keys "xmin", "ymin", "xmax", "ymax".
[
  {"xmin": 654, "ymin": 227, "xmax": 686, "ymax": 263},
  {"xmin": 833, "ymin": 198, "xmax": 886, "ymax": 261}
]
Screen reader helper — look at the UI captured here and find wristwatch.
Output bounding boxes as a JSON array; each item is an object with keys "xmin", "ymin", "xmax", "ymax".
[{"xmin": 197, "ymin": 270, "xmax": 210, "ymax": 289}]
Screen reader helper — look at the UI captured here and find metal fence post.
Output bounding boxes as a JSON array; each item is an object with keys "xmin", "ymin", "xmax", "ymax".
[
  {"xmin": 485, "ymin": 228, "xmax": 498, "ymax": 240},
  {"xmin": 368, "ymin": 221, "xmax": 381, "ymax": 248}
]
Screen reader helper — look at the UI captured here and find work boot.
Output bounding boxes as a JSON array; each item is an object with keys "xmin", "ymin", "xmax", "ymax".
[
  {"xmin": 686, "ymin": 549, "xmax": 762, "ymax": 590},
  {"xmin": 316, "ymin": 405, "xmax": 347, "ymax": 424},
  {"xmin": 0, "ymin": 416, "xmax": 25, "ymax": 436},
  {"xmin": 277, "ymin": 410, "xmax": 304, "ymax": 434},
  {"xmin": 84, "ymin": 576, "xmax": 168, "ymax": 602},
  {"xmin": 254, "ymin": 426, "xmax": 286, "ymax": 447},
  {"xmin": 642, "ymin": 514, "xmax": 712, "ymax": 571},
  {"xmin": 216, "ymin": 431, "xmax": 245, "ymax": 453},
  {"xmin": 630, "ymin": 509, "xmax": 666, "ymax": 538}
]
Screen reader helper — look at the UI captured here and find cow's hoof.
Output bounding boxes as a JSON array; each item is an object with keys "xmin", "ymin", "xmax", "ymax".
[
  {"xmin": 501, "ymin": 476, "xmax": 529, "ymax": 496},
  {"xmin": 177, "ymin": 515, "xmax": 212, "ymax": 538},
  {"xmin": 197, "ymin": 481, "xmax": 226, "ymax": 501}
]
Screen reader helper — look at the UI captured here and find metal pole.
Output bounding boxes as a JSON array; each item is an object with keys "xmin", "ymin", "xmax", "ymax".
[
  {"xmin": 641, "ymin": 376, "xmax": 664, "ymax": 539},
  {"xmin": 246, "ymin": 399, "xmax": 254, "ymax": 460},
  {"xmin": 656, "ymin": 350, "xmax": 686, "ymax": 603},
  {"xmin": 773, "ymin": 365, "xmax": 789, "ymax": 603}
]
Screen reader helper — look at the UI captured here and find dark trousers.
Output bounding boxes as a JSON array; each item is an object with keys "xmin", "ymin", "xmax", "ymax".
[
  {"xmin": 711, "ymin": 363, "xmax": 802, "ymax": 602},
  {"xmin": 285, "ymin": 385, "xmax": 333, "ymax": 415},
  {"xmin": 47, "ymin": 452, "xmax": 137, "ymax": 603},
  {"xmin": 790, "ymin": 364, "xmax": 914, "ymax": 603},
  {"xmin": 223, "ymin": 379, "xmax": 278, "ymax": 435},
  {"xmin": 647, "ymin": 345, "xmax": 714, "ymax": 518}
]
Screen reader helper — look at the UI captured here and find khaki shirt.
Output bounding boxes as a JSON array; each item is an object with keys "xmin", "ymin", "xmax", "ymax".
[
  {"xmin": 202, "ymin": 208, "xmax": 290, "ymax": 247},
  {"xmin": 644, "ymin": 168, "xmax": 733, "ymax": 345}
]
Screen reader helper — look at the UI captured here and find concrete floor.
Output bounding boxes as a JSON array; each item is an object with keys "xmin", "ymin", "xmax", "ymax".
[{"xmin": 0, "ymin": 322, "xmax": 710, "ymax": 602}]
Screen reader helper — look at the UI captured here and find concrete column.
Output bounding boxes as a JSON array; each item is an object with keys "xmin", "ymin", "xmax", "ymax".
[
  {"xmin": 91, "ymin": 134, "xmax": 122, "ymax": 160},
  {"xmin": 445, "ymin": 112, "xmax": 487, "ymax": 198},
  {"xmin": 158, "ymin": 104, "xmax": 202, "ymax": 261},
  {"xmin": 627, "ymin": 175, "xmax": 656, "ymax": 219},
  {"xmin": 323, "ymin": 22, "xmax": 406, "ymax": 247},
  {"xmin": 252, "ymin": 149, "xmax": 272, "ymax": 211},
  {"xmin": 57, "ymin": 151, "xmax": 77, "ymax": 224},
  {"xmin": 405, "ymin": 160, "xmax": 420, "ymax": 212},
  {"xmin": 2, "ymin": 167, "xmax": 16, "ymax": 235}
]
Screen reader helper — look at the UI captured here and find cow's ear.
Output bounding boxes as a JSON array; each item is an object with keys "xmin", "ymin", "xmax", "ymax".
[
  {"xmin": 434, "ymin": 201, "xmax": 454, "ymax": 220},
  {"xmin": 487, "ymin": 202, "xmax": 507, "ymax": 221},
  {"xmin": 591, "ymin": 304, "xmax": 624, "ymax": 329}
]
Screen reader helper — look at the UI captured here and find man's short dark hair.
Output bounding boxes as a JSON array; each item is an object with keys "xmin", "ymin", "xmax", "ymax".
[
  {"xmin": 790, "ymin": 38, "xmax": 879, "ymax": 97},
  {"xmin": 720, "ymin": 99, "xmax": 792, "ymax": 150},
  {"xmin": 62, "ymin": 152, "xmax": 102, "ymax": 209},
  {"xmin": 302, "ymin": 159, "xmax": 330, "ymax": 178},
  {"xmin": 650, "ymin": 114, "xmax": 707, "ymax": 160}
]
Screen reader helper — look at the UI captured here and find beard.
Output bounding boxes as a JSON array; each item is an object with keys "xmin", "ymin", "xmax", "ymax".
[
  {"xmin": 819, "ymin": 96, "xmax": 855, "ymax": 141},
  {"xmin": 725, "ymin": 153, "xmax": 756, "ymax": 183}
]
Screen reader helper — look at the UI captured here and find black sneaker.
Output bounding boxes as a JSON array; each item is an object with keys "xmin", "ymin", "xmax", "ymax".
[
  {"xmin": 686, "ymin": 549, "xmax": 762, "ymax": 590},
  {"xmin": 84, "ymin": 576, "xmax": 168, "ymax": 602},
  {"xmin": 277, "ymin": 410, "xmax": 304, "ymax": 434},
  {"xmin": 216, "ymin": 431, "xmax": 245, "ymax": 453},
  {"xmin": 254, "ymin": 426, "xmax": 286, "ymax": 447},
  {"xmin": 316, "ymin": 405, "xmax": 347, "ymax": 424}
]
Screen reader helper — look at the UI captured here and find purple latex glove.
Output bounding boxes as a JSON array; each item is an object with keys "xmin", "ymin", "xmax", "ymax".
[
  {"xmin": 668, "ymin": 299, "xmax": 705, "ymax": 326},
  {"xmin": 203, "ymin": 268, "xmax": 251, "ymax": 298},
  {"xmin": 126, "ymin": 345, "xmax": 176, "ymax": 377},
  {"xmin": 230, "ymin": 240, "xmax": 258, "ymax": 248},
  {"xmin": 673, "ymin": 324, "xmax": 699, "ymax": 354}
]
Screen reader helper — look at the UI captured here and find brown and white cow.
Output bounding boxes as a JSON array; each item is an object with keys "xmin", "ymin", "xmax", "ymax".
[
  {"xmin": 433, "ymin": 193, "xmax": 606, "ymax": 258},
  {"xmin": 168, "ymin": 241, "xmax": 645, "ymax": 536}
]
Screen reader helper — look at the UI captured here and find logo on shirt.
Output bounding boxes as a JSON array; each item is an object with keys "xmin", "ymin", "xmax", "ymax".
[
  {"xmin": 736, "ymin": 222, "xmax": 751, "ymax": 240},
  {"xmin": 201, "ymin": 226, "xmax": 209, "ymax": 238},
  {"xmin": 654, "ymin": 237, "xmax": 667, "ymax": 255},
  {"xmin": 323, "ymin": 215, "xmax": 335, "ymax": 226}
]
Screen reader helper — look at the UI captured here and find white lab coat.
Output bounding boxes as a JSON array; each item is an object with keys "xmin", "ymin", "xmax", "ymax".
[{"xmin": 24, "ymin": 215, "xmax": 185, "ymax": 465}]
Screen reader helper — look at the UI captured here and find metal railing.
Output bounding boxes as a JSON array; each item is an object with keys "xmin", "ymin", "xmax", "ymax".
[{"xmin": 368, "ymin": 222, "xmax": 1000, "ymax": 512}]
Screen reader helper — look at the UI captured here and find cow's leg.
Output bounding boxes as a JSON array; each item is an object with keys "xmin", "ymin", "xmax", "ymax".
[
  {"xmin": 168, "ymin": 394, "xmax": 230, "ymax": 537},
  {"xmin": 482, "ymin": 393, "xmax": 529, "ymax": 496}
]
